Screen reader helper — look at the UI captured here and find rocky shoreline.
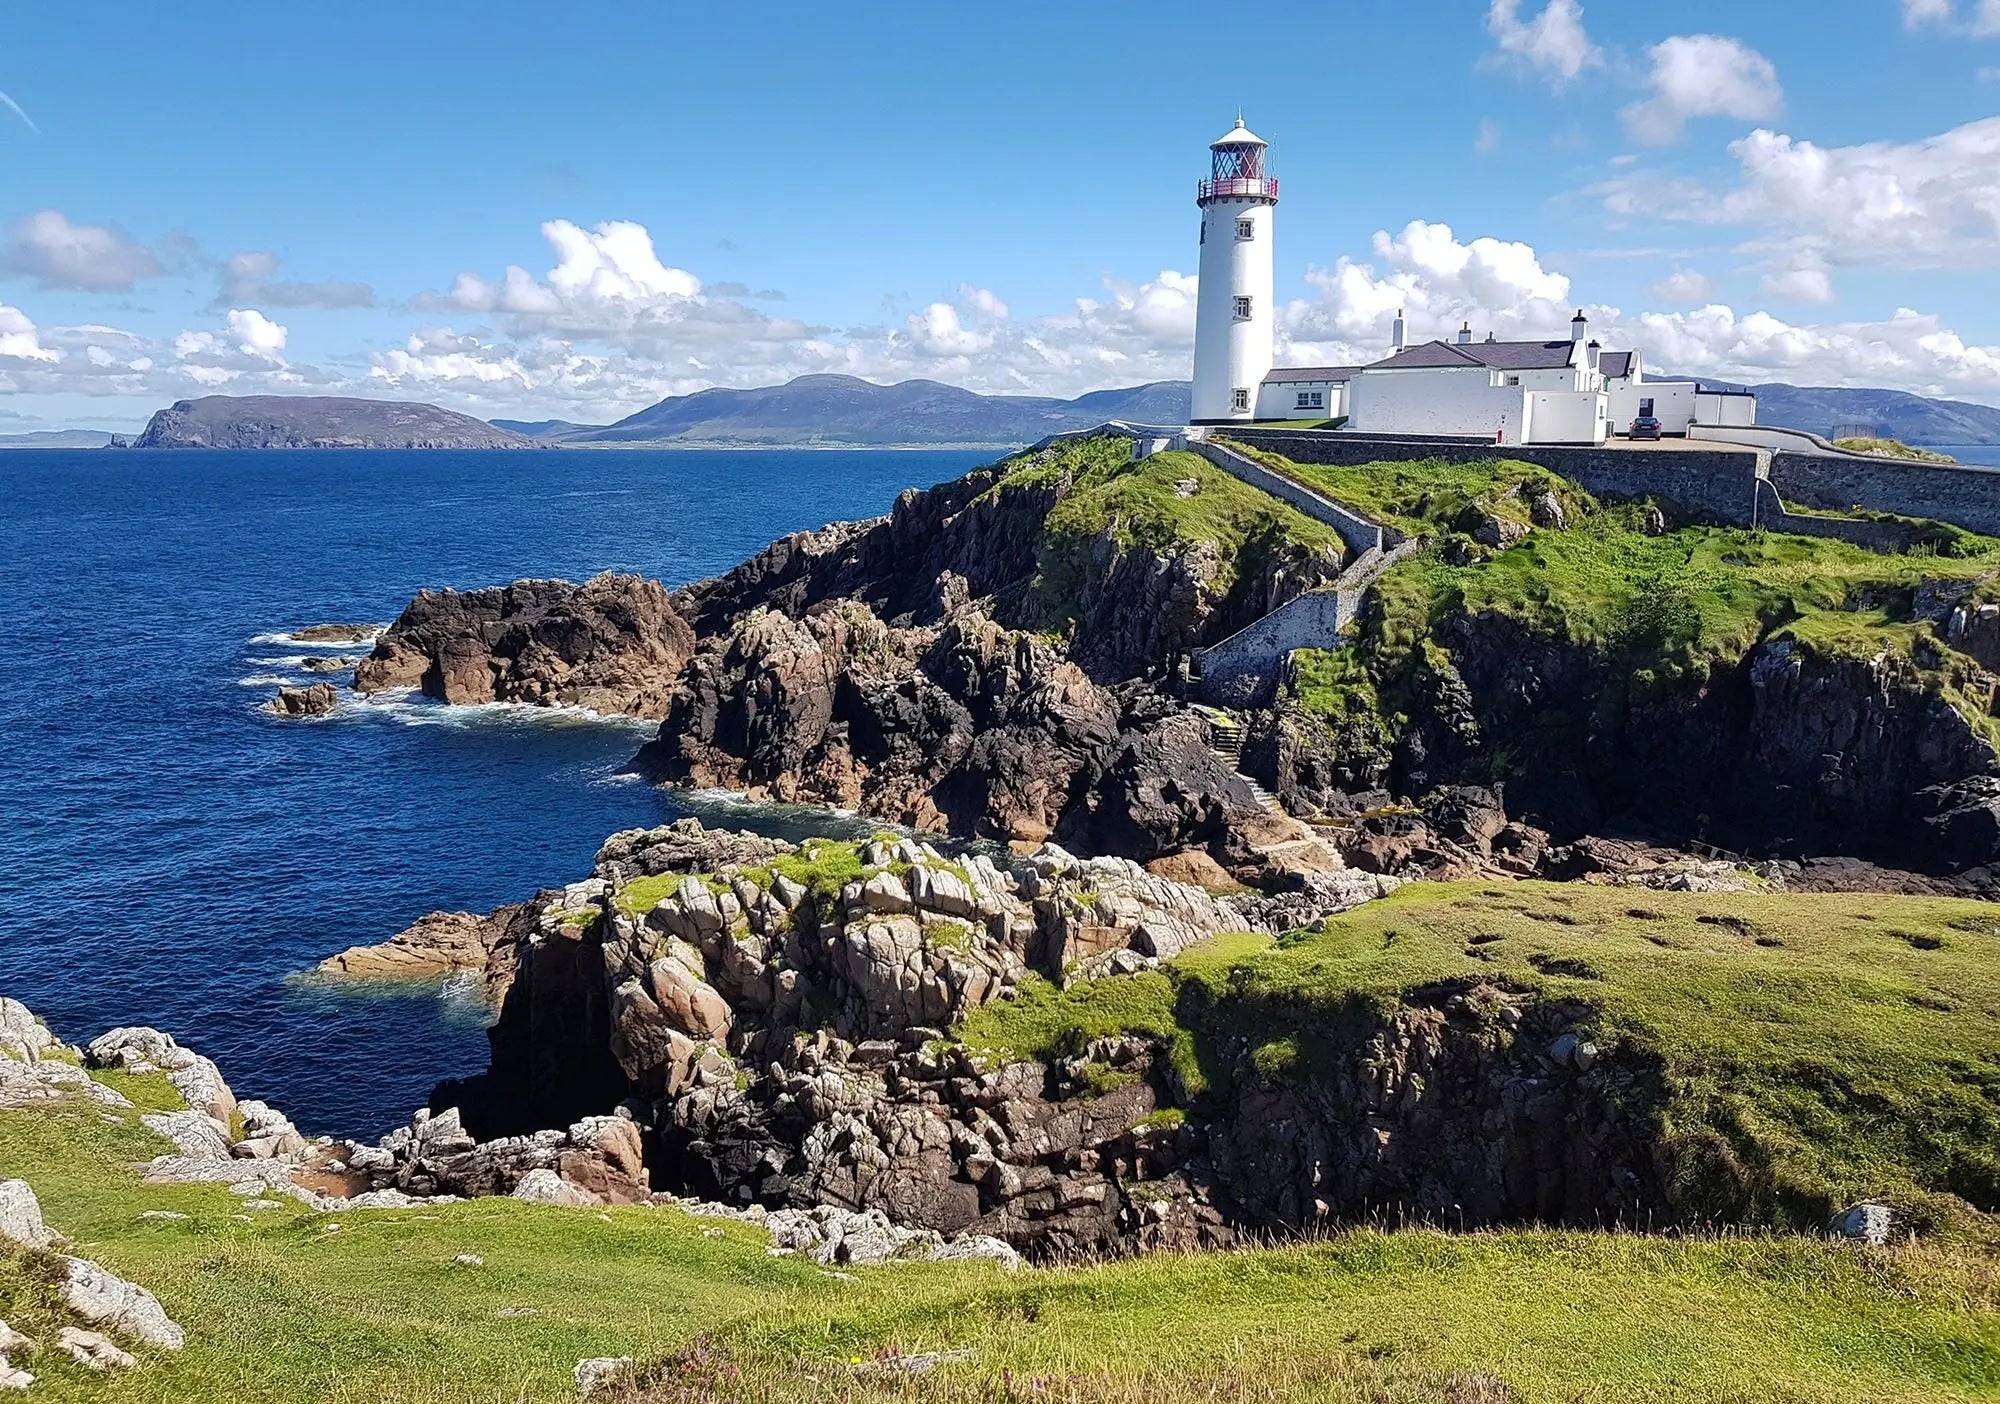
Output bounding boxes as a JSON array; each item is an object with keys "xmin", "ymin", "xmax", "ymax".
[{"xmin": 225, "ymin": 433, "xmax": 2000, "ymax": 1259}]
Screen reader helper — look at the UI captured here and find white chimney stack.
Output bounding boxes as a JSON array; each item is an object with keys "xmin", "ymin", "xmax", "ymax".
[
  {"xmin": 1392, "ymin": 308, "xmax": 1407, "ymax": 353},
  {"xmin": 1571, "ymin": 308, "xmax": 1588, "ymax": 344},
  {"xmin": 1456, "ymin": 320, "xmax": 1473, "ymax": 345}
]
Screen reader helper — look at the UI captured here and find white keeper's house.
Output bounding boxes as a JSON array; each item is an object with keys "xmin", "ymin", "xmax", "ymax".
[{"xmin": 1187, "ymin": 118, "xmax": 1756, "ymax": 445}]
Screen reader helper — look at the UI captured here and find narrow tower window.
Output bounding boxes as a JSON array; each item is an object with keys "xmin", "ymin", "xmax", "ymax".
[
  {"xmin": 1232, "ymin": 388, "xmax": 1250, "ymax": 411},
  {"xmin": 1232, "ymin": 295, "xmax": 1252, "ymax": 319},
  {"xmin": 1236, "ymin": 219, "xmax": 1254, "ymax": 240}
]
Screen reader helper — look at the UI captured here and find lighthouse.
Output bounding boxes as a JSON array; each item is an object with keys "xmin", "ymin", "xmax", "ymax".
[{"xmin": 1191, "ymin": 116, "xmax": 1278, "ymax": 423}]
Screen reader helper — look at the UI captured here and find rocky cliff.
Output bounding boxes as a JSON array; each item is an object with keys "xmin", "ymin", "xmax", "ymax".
[
  {"xmin": 424, "ymin": 818, "xmax": 1649, "ymax": 1260},
  {"xmin": 133, "ymin": 395, "xmax": 536, "ymax": 449},
  {"xmin": 356, "ymin": 572, "xmax": 695, "ymax": 718}
]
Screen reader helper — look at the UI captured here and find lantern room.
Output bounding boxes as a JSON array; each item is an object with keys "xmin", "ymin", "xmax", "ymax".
[{"xmin": 1198, "ymin": 117, "xmax": 1278, "ymax": 205}]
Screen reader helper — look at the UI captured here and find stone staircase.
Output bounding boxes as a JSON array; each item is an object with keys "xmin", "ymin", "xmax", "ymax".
[{"xmin": 1193, "ymin": 704, "xmax": 1281, "ymax": 816}]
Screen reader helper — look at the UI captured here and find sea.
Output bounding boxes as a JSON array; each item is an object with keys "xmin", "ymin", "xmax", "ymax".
[{"xmin": 0, "ymin": 447, "xmax": 988, "ymax": 1139}]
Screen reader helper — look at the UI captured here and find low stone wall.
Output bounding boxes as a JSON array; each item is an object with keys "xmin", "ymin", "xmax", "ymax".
[
  {"xmin": 1228, "ymin": 430, "xmax": 1765, "ymax": 528},
  {"xmin": 1187, "ymin": 439, "xmax": 1393, "ymax": 558},
  {"xmin": 1752, "ymin": 480, "xmax": 1932, "ymax": 553},
  {"xmin": 1770, "ymin": 453, "xmax": 2000, "ymax": 539}
]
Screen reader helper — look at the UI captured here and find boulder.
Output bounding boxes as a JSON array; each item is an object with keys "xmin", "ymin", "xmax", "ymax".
[
  {"xmin": 263, "ymin": 683, "xmax": 337, "ymax": 718},
  {"xmin": 62, "ymin": 1257, "xmax": 185, "ymax": 1349},
  {"xmin": 575, "ymin": 1357, "xmax": 635, "ymax": 1397},
  {"xmin": 56, "ymin": 1328, "xmax": 135, "ymax": 1372},
  {"xmin": 0, "ymin": 1181, "xmax": 51, "ymax": 1250},
  {"xmin": 1829, "ymin": 1202, "xmax": 1894, "ymax": 1246},
  {"xmin": 511, "ymin": 1169, "xmax": 599, "ymax": 1206}
]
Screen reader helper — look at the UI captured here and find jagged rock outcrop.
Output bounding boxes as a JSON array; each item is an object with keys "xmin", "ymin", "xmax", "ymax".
[
  {"xmin": 357, "ymin": 573, "xmax": 696, "ymax": 717},
  {"xmin": 1259, "ymin": 606, "xmax": 2000, "ymax": 878},
  {"xmin": 262, "ymin": 683, "xmax": 337, "ymax": 718},
  {"xmin": 641, "ymin": 604, "xmax": 1245, "ymax": 850},
  {"xmin": 403, "ymin": 818, "xmax": 1680, "ymax": 1261},
  {"xmin": 317, "ymin": 905, "xmax": 527, "ymax": 1005}
]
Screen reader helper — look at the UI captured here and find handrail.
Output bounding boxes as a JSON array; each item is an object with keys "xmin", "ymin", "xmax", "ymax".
[{"xmin": 1197, "ymin": 177, "xmax": 1278, "ymax": 203}]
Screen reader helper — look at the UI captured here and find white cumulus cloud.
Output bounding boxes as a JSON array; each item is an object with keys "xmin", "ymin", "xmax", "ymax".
[
  {"xmin": 1903, "ymin": 0, "xmax": 2000, "ymax": 33},
  {"xmin": 1, "ymin": 210, "xmax": 162, "ymax": 292},
  {"xmin": 1598, "ymin": 116, "xmax": 2000, "ymax": 269},
  {"xmin": 1651, "ymin": 268, "xmax": 1715, "ymax": 302},
  {"xmin": 0, "ymin": 302, "xmax": 57, "ymax": 361},
  {"xmin": 226, "ymin": 307, "xmax": 288, "ymax": 360},
  {"xmin": 1623, "ymin": 35, "xmax": 1783, "ymax": 146},
  {"xmin": 1485, "ymin": 0, "xmax": 1602, "ymax": 83},
  {"xmin": 1760, "ymin": 250, "xmax": 1836, "ymax": 304}
]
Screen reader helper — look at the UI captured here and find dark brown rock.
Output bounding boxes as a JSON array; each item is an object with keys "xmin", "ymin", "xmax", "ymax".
[
  {"xmin": 263, "ymin": 683, "xmax": 337, "ymax": 718},
  {"xmin": 357, "ymin": 572, "xmax": 695, "ymax": 718}
]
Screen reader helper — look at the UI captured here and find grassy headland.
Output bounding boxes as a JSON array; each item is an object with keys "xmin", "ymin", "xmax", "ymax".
[
  {"xmin": 963, "ymin": 881, "xmax": 2000, "ymax": 1239},
  {"xmin": 3, "ymin": 1050, "xmax": 1996, "ymax": 1403}
]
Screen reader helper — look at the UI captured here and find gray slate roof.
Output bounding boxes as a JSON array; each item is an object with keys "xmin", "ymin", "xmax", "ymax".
[
  {"xmin": 1599, "ymin": 351, "xmax": 1634, "ymax": 380},
  {"xmin": 1261, "ymin": 365, "xmax": 1360, "ymax": 384},
  {"xmin": 1368, "ymin": 339, "xmax": 1579, "ymax": 372}
]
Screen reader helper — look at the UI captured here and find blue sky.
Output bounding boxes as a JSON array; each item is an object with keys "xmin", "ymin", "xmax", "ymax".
[{"xmin": 2, "ymin": 0, "xmax": 1998, "ymax": 429}]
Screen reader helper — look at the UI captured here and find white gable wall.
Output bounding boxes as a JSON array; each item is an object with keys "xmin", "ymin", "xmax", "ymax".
[{"xmin": 1347, "ymin": 367, "xmax": 1533, "ymax": 441}]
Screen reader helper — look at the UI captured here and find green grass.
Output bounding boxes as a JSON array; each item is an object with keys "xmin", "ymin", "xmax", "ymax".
[
  {"xmin": 1225, "ymin": 442, "xmax": 2000, "ymax": 750},
  {"xmin": 3, "ymin": 981, "xmax": 1997, "ymax": 1402},
  {"xmin": 1221, "ymin": 445, "xmax": 1593, "ymax": 541},
  {"xmin": 1835, "ymin": 437, "xmax": 1958, "ymax": 464},
  {"xmin": 962, "ymin": 882, "xmax": 2000, "ymax": 1238},
  {"xmin": 995, "ymin": 440, "xmax": 1348, "ymax": 633}
]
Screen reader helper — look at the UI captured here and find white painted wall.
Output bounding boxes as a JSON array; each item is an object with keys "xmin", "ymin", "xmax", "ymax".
[
  {"xmin": 1526, "ymin": 390, "xmax": 1609, "ymax": 444},
  {"xmin": 1255, "ymin": 377, "xmax": 1346, "ymax": 420},
  {"xmin": 1192, "ymin": 196, "xmax": 1275, "ymax": 421},
  {"xmin": 1347, "ymin": 368, "xmax": 1532, "ymax": 442},
  {"xmin": 1609, "ymin": 378, "xmax": 1698, "ymax": 433},
  {"xmin": 1696, "ymin": 391, "xmax": 1757, "ymax": 427}
]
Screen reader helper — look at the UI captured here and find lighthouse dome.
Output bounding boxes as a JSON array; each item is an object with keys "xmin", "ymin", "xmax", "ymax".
[{"xmin": 1211, "ymin": 117, "xmax": 1267, "ymax": 148}]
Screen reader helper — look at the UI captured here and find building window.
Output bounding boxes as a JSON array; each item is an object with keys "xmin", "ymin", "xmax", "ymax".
[
  {"xmin": 1294, "ymin": 390, "xmax": 1324, "ymax": 410},
  {"xmin": 1231, "ymin": 388, "xmax": 1250, "ymax": 412},
  {"xmin": 1236, "ymin": 219, "xmax": 1254, "ymax": 240},
  {"xmin": 1232, "ymin": 295, "xmax": 1252, "ymax": 320},
  {"xmin": 1505, "ymin": 375, "xmax": 1520, "ymax": 387}
]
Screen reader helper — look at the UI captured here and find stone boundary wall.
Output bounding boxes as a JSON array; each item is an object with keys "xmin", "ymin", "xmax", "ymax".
[
  {"xmin": 1770, "ymin": 453, "xmax": 2000, "ymax": 539},
  {"xmin": 1186, "ymin": 438, "xmax": 1397, "ymax": 558},
  {"xmin": 1195, "ymin": 590, "xmax": 1353, "ymax": 707},
  {"xmin": 1228, "ymin": 429, "xmax": 1766, "ymax": 528},
  {"xmin": 1194, "ymin": 540, "xmax": 1421, "ymax": 707}
]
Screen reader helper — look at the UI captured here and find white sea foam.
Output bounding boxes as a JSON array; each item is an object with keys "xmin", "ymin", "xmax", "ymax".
[
  {"xmin": 235, "ymin": 674, "xmax": 295, "ymax": 687},
  {"xmin": 248, "ymin": 628, "xmax": 384, "ymax": 648},
  {"xmin": 346, "ymin": 688, "xmax": 654, "ymax": 733}
]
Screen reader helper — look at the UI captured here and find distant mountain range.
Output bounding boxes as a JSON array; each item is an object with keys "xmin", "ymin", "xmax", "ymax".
[
  {"xmin": 9, "ymin": 373, "xmax": 1998, "ymax": 453},
  {"xmin": 1670, "ymin": 379, "xmax": 2000, "ymax": 446},
  {"xmin": 502, "ymin": 373, "xmax": 2000, "ymax": 447},
  {"xmin": 501, "ymin": 375, "xmax": 1194, "ymax": 446},
  {"xmin": 0, "ymin": 429, "xmax": 120, "ymax": 448}
]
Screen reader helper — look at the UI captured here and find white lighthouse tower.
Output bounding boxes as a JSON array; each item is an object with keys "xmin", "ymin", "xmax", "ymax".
[{"xmin": 1191, "ymin": 116, "xmax": 1278, "ymax": 423}]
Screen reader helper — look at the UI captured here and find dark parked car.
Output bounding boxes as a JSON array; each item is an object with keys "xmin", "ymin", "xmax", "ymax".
[{"xmin": 1628, "ymin": 413, "xmax": 1662, "ymax": 440}]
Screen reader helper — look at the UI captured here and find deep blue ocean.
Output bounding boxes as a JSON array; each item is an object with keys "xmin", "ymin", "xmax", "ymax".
[{"xmin": 0, "ymin": 447, "xmax": 987, "ymax": 1139}]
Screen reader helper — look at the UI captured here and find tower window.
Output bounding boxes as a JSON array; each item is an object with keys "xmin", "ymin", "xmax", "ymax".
[
  {"xmin": 1232, "ymin": 388, "xmax": 1250, "ymax": 412},
  {"xmin": 1232, "ymin": 295, "xmax": 1252, "ymax": 319},
  {"xmin": 1235, "ymin": 219, "xmax": 1254, "ymax": 240}
]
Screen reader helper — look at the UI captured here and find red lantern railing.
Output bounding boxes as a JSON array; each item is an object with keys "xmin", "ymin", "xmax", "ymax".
[{"xmin": 1197, "ymin": 177, "xmax": 1279, "ymax": 203}]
